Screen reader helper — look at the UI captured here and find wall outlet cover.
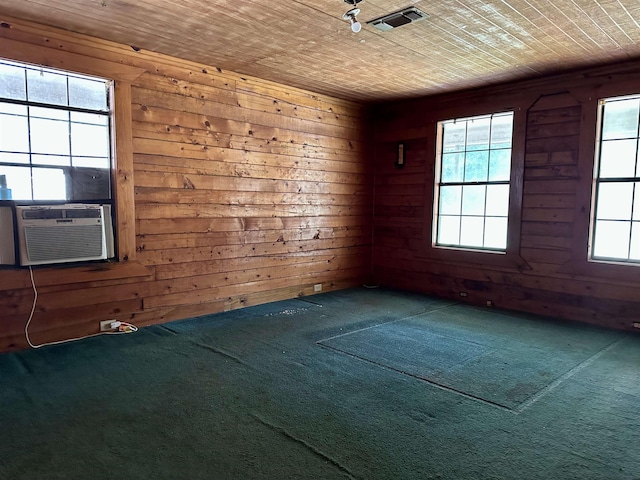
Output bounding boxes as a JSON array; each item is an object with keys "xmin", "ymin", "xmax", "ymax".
[{"xmin": 100, "ymin": 319, "xmax": 117, "ymax": 332}]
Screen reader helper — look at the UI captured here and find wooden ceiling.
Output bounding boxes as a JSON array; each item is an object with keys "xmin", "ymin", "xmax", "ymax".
[{"xmin": 1, "ymin": 0, "xmax": 640, "ymax": 101}]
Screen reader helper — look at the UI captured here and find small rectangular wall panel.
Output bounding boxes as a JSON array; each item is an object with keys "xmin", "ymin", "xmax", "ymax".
[{"xmin": 0, "ymin": 207, "xmax": 15, "ymax": 265}]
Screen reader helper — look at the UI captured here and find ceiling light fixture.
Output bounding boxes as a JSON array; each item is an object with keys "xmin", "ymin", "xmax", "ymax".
[
  {"xmin": 342, "ymin": 0, "xmax": 363, "ymax": 33},
  {"xmin": 343, "ymin": 8, "xmax": 362, "ymax": 33}
]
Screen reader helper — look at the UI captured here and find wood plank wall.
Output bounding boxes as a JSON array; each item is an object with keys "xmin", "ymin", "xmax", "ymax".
[
  {"xmin": 0, "ymin": 17, "xmax": 372, "ymax": 352},
  {"xmin": 372, "ymin": 61, "xmax": 640, "ymax": 331}
]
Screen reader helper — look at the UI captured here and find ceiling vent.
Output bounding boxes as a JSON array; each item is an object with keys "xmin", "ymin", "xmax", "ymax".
[{"xmin": 366, "ymin": 7, "xmax": 429, "ymax": 31}]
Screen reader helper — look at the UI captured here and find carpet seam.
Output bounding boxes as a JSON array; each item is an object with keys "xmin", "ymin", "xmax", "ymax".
[
  {"xmin": 317, "ymin": 343, "xmax": 518, "ymax": 414},
  {"xmin": 514, "ymin": 337, "xmax": 626, "ymax": 413},
  {"xmin": 315, "ymin": 302, "xmax": 457, "ymax": 344},
  {"xmin": 250, "ymin": 413, "xmax": 362, "ymax": 480}
]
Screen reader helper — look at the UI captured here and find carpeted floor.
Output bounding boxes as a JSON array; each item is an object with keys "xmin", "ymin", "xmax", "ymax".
[{"xmin": 0, "ymin": 287, "xmax": 638, "ymax": 479}]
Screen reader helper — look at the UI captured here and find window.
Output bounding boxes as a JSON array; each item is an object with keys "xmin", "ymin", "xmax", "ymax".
[
  {"xmin": 0, "ymin": 60, "xmax": 112, "ymax": 202},
  {"xmin": 434, "ymin": 112, "xmax": 514, "ymax": 251},
  {"xmin": 591, "ymin": 94, "xmax": 640, "ymax": 263}
]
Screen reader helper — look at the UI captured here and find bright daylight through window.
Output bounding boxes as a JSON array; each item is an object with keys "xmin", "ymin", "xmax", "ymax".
[
  {"xmin": 0, "ymin": 60, "xmax": 111, "ymax": 202},
  {"xmin": 592, "ymin": 94, "xmax": 640, "ymax": 263},
  {"xmin": 434, "ymin": 112, "xmax": 514, "ymax": 251}
]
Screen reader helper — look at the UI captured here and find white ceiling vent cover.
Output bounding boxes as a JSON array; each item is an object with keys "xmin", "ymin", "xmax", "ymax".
[{"xmin": 367, "ymin": 7, "xmax": 429, "ymax": 31}]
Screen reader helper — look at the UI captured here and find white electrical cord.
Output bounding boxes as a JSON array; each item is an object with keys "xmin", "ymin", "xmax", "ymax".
[{"xmin": 25, "ymin": 266, "xmax": 138, "ymax": 349}]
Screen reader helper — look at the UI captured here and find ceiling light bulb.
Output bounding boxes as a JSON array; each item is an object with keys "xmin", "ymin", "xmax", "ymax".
[{"xmin": 343, "ymin": 8, "xmax": 362, "ymax": 33}]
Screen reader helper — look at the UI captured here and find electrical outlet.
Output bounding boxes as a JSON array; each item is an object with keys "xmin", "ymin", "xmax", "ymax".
[
  {"xmin": 314, "ymin": 283, "xmax": 322, "ymax": 292},
  {"xmin": 633, "ymin": 322, "xmax": 640, "ymax": 329},
  {"xmin": 99, "ymin": 319, "xmax": 118, "ymax": 332},
  {"xmin": 459, "ymin": 292, "xmax": 468, "ymax": 298}
]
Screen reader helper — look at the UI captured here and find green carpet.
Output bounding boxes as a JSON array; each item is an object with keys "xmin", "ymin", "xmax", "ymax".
[
  {"xmin": 0, "ymin": 288, "xmax": 638, "ymax": 479},
  {"xmin": 318, "ymin": 304, "xmax": 624, "ymax": 411}
]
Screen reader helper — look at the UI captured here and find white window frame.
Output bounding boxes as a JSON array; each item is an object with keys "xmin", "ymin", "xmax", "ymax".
[
  {"xmin": 0, "ymin": 59, "xmax": 113, "ymax": 203},
  {"xmin": 433, "ymin": 111, "xmax": 515, "ymax": 253},
  {"xmin": 590, "ymin": 94, "xmax": 640, "ymax": 265}
]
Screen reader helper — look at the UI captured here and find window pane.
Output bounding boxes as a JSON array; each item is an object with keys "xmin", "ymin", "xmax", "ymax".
[
  {"xmin": 71, "ymin": 112, "xmax": 109, "ymax": 126},
  {"xmin": 484, "ymin": 217, "xmax": 508, "ymax": 249},
  {"xmin": 596, "ymin": 182, "xmax": 633, "ymax": 220},
  {"xmin": 602, "ymin": 98, "xmax": 640, "ymax": 140},
  {"xmin": 634, "ymin": 183, "xmax": 640, "ymax": 221},
  {"xmin": 72, "ymin": 157, "xmax": 110, "ymax": 169},
  {"xmin": 488, "ymin": 149, "xmax": 511, "ymax": 181},
  {"xmin": 599, "ymin": 139, "xmax": 637, "ymax": 178},
  {"xmin": 463, "ymin": 150, "xmax": 489, "ymax": 182},
  {"xmin": 439, "ymin": 185, "xmax": 462, "ymax": 215},
  {"xmin": 630, "ymin": 222, "xmax": 640, "ymax": 260},
  {"xmin": 442, "ymin": 122, "xmax": 466, "ymax": 153},
  {"xmin": 67, "ymin": 166, "xmax": 110, "ymax": 200},
  {"xmin": 30, "ymin": 106, "xmax": 69, "ymax": 121},
  {"xmin": 0, "ymin": 165, "xmax": 32, "ymax": 200},
  {"xmin": 71, "ymin": 123, "xmax": 109, "ymax": 157},
  {"xmin": 592, "ymin": 220, "xmax": 630, "ymax": 259},
  {"xmin": 27, "ymin": 68, "xmax": 68, "ymax": 106},
  {"xmin": 31, "ymin": 154, "xmax": 71, "ymax": 167},
  {"xmin": 460, "ymin": 216, "xmax": 484, "ymax": 247},
  {"xmin": 441, "ymin": 152, "xmax": 464, "ymax": 182},
  {"xmin": 30, "ymin": 118, "xmax": 70, "ymax": 155},
  {"xmin": 32, "ymin": 167, "xmax": 67, "ymax": 200},
  {"xmin": 69, "ymin": 77, "xmax": 107, "ymax": 110},
  {"xmin": 437, "ymin": 216, "xmax": 460, "ymax": 245},
  {"xmin": 466, "ymin": 117, "xmax": 491, "ymax": 151},
  {"xmin": 0, "ymin": 63, "xmax": 26, "ymax": 100},
  {"xmin": 461, "ymin": 185, "xmax": 486, "ymax": 216},
  {"xmin": 0, "ymin": 152, "xmax": 29, "ymax": 164},
  {"xmin": 0, "ymin": 103, "xmax": 27, "ymax": 115},
  {"xmin": 0, "ymin": 113, "xmax": 30, "ymax": 152},
  {"xmin": 486, "ymin": 184, "xmax": 509, "ymax": 217},
  {"xmin": 491, "ymin": 114, "xmax": 513, "ymax": 149}
]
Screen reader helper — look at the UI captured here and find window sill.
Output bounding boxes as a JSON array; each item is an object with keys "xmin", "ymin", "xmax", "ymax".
[
  {"xmin": 416, "ymin": 245, "xmax": 532, "ymax": 272},
  {"xmin": 558, "ymin": 258, "xmax": 640, "ymax": 283},
  {"xmin": 0, "ymin": 260, "xmax": 153, "ymax": 292}
]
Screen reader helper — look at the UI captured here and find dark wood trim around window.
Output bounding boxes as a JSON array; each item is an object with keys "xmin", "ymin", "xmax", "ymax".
[
  {"xmin": 419, "ymin": 100, "xmax": 531, "ymax": 272},
  {"xmin": 561, "ymin": 85, "xmax": 640, "ymax": 281}
]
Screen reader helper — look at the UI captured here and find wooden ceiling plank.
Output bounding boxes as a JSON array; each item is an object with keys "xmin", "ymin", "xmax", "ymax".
[
  {"xmin": 3, "ymin": 0, "xmax": 640, "ymax": 100},
  {"xmin": 516, "ymin": 0, "xmax": 599, "ymax": 54},
  {"xmin": 543, "ymin": 0, "xmax": 623, "ymax": 51},
  {"xmin": 468, "ymin": 0, "xmax": 564, "ymax": 57}
]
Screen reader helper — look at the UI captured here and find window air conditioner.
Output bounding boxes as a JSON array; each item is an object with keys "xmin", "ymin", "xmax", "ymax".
[{"xmin": 16, "ymin": 204, "xmax": 107, "ymax": 266}]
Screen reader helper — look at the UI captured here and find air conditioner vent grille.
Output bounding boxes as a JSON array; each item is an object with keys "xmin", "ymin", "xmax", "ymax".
[
  {"xmin": 66, "ymin": 208, "xmax": 102, "ymax": 219},
  {"xmin": 367, "ymin": 7, "xmax": 429, "ymax": 31},
  {"xmin": 24, "ymin": 225, "xmax": 105, "ymax": 262},
  {"xmin": 22, "ymin": 209, "xmax": 64, "ymax": 220},
  {"xmin": 386, "ymin": 15, "xmax": 412, "ymax": 28},
  {"xmin": 22, "ymin": 207, "xmax": 102, "ymax": 220},
  {"xmin": 404, "ymin": 10, "xmax": 424, "ymax": 21}
]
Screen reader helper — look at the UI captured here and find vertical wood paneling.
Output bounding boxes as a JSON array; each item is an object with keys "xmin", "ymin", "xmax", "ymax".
[{"xmin": 520, "ymin": 94, "xmax": 581, "ymax": 271}]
